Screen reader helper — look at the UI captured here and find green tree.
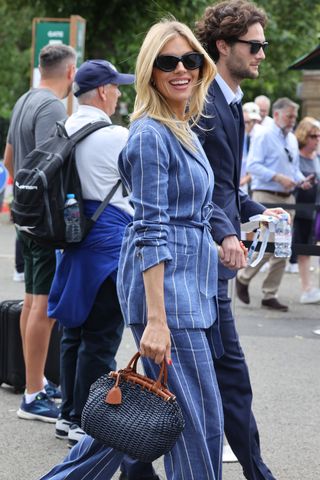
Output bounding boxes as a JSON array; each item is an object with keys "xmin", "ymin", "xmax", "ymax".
[
  {"xmin": 0, "ymin": 0, "xmax": 45, "ymax": 118},
  {"xmin": 243, "ymin": 0, "xmax": 320, "ymax": 103},
  {"xmin": 18, "ymin": 0, "xmax": 209, "ymax": 107},
  {"xmin": 1, "ymin": 0, "xmax": 320, "ymax": 117}
]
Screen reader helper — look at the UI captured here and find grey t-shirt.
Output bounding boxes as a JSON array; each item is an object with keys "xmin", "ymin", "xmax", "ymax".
[{"xmin": 7, "ymin": 88, "xmax": 66, "ymax": 174}]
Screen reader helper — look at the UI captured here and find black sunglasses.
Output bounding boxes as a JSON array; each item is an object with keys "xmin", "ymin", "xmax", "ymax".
[
  {"xmin": 233, "ymin": 39, "xmax": 269, "ymax": 55},
  {"xmin": 154, "ymin": 52, "xmax": 204, "ymax": 72},
  {"xmin": 284, "ymin": 147, "xmax": 293, "ymax": 163}
]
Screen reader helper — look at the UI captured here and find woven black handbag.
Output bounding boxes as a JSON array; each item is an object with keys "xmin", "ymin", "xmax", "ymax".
[{"xmin": 81, "ymin": 352, "xmax": 185, "ymax": 462}]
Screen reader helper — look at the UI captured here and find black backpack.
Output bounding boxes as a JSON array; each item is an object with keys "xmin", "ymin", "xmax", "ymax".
[{"xmin": 11, "ymin": 120, "xmax": 121, "ymax": 249}]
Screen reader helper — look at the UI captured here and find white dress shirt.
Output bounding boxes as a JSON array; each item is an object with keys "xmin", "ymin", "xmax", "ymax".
[
  {"xmin": 261, "ymin": 115, "xmax": 274, "ymax": 128},
  {"xmin": 215, "ymin": 73, "xmax": 244, "ymax": 105},
  {"xmin": 247, "ymin": 121, "xmax": 305, "ymax": 192},
  {"xmin": 65, "ymin": 105, "xmax": 133, "ymax": 216}
]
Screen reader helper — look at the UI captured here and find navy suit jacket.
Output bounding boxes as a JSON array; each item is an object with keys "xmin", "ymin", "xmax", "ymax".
[{"xmin": 197, "ymin": 80, "xmax": 264, "ymax": 279}]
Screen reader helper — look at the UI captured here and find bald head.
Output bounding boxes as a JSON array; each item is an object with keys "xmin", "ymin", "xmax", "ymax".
[{"xmin": 254, "ymin": 95, "xmax": 270, "ymax": 121}]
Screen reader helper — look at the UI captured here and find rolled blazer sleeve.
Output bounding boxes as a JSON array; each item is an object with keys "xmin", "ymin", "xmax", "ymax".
[{"xmin": 123, "ymin": 126, "xmax": 173, "ymax": 272}]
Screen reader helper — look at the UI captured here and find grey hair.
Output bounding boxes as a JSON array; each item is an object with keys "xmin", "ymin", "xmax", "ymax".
[
  {"xmin": 76, "ymin": 84, "xmax": 112, "ymax": 104},
  {"xmin": 77, "ymin": 88, "xmax": 99, "ymax": 104},
  {"xmin": 272, "ymin": 97, "xmax": 299, "ymax": 115},
  {"xmin": 254, "ymin": 94, "xmax": 270, "ymax": 106}
]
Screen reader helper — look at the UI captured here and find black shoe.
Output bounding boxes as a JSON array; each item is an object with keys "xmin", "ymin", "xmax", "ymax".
[
  {"xmin": 119, "ymin": 474, "xmax": 160, "ymax": 480},
  {"xmin": 236, "ymin": 277, "xmax": 250, "ymax": 304},
  {"xmin": 261, "ymin": 298, "xmax": 288, "ymax": 312}
]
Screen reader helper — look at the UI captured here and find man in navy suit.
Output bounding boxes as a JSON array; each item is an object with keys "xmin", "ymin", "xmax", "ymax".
[{"xmin": 195, "ymin": 1, "xmax": 282, "ymax": 479}]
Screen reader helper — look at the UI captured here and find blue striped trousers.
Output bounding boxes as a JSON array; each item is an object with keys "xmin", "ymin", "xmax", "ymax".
[{"xmin": 39, "ymin": 326, "xmax": 224, "ymax": 480}]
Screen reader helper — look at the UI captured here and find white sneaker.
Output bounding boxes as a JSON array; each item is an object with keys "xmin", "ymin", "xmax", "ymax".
[
  {"xmin": 300, "ymin": 288, "xmax": 320, "ymax": 304},
  {"xmin": 13, "ymin": 270, "xmax": 25, "ymax": 282},
  {"xmin": 222, "ymin": 444, "xmax": 238, "ymax": 463},
  {"xmin": 312, "ymin": 328, "xmax": 320, "ymax": 335},
  {"xmin": 285, "ymin": 263, "xmax": 299, "ymax": 274},
  {"xmin": 68, "ymin": 424, "xmax": 85, "ymax": 448},
  {"xmin": 55, "ymin": 417, "xmax": 72, "ymax": 439},
  {"xmin": 259, "ymin": 261, "xmax": 270, "ymax": 273}
]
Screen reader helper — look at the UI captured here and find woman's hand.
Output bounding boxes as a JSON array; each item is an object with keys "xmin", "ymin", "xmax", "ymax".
[
  {"xmin": 141, "ymin": 262, "xmax": 172, "ymax": 365},
  {"xmin": 140, "ymin": 316, "xmax": 171, "ymax": 365},
  {"xmin": 219, "ymin": 235, "xmax": 247, "ymax": 269},
  {"xmin": 299, "ymin": 174, "xmax": 316, "ymax": 190}
]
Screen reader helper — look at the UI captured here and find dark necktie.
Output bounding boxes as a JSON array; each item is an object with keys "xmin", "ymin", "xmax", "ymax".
[{"xmin": 230, "ymin": 102, "xmax": 240, "ymax": 134}]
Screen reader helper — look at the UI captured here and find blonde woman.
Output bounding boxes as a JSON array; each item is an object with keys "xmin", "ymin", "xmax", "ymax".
[
  {"xmin": 39, "ymin": 19, "xmax": 224, "ymax": 480},
  {"xmin": 292, "ymin": 117, "xmax": 320, "ymax": 303}
]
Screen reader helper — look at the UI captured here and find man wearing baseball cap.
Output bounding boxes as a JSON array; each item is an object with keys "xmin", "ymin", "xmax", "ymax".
[
  {"xmin": 73, "ymin": 59, "xmax": 135, "ymax": 97},
  {"xmin": 52, "ymin": 59, "xmax": 135, "ymax": 448}
]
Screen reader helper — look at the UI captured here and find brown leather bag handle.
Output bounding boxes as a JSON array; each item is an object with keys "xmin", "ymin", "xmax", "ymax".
[
  {"xmin": 105, "ymin": 352, "xmax": 173, "ymax": 405},
  {"xmin": 126, "ymin": 352, "xmax": 168, "ymax": 388}
]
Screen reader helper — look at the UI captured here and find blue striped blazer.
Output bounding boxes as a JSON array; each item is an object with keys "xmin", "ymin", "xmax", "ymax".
[{"xmin": 117, "ymin": 116, "xmax": 219, "ymax": 331}]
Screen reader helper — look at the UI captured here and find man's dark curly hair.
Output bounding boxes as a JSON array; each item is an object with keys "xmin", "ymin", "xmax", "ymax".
[{"xmin": 195, "ymin": 0, "xmax": 267, "ymax": 62}]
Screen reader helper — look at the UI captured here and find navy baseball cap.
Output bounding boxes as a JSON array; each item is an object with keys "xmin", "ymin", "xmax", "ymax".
[{"xmin": 73, "ymin": 59, "xmax": 135, "ymax": 97}]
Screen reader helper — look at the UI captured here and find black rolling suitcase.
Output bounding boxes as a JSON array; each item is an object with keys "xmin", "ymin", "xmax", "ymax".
[{"xmin": 0, "ymin": 300, "xmax": 61, "ymax": 392}]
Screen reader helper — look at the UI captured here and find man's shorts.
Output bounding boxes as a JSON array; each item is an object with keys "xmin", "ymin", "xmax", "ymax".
[{"xmin": 17, "ymin": 231, "xmax": 56, "ymax": 295}]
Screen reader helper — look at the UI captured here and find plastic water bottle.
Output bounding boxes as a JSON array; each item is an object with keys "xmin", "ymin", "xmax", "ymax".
[
  {"xmin": 64, "ymin": 193, "xmax": 81, "ymax": 242},
  {"xmin": 274, "ymin": 213, "xmax": 292, "ymax": 258}
]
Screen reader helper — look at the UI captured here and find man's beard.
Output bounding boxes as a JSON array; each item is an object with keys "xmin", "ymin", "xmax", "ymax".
[{"xmin": 227, "ymin": 57, "xmax": 259, "ymax": 82}]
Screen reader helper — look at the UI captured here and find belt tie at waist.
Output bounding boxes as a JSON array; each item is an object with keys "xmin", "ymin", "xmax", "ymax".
[{"xmin": 171, "ymin": 204, "xmax": 217, "ymax": 299}]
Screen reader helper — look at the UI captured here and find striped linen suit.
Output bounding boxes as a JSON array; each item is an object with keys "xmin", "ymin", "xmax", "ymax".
[{"xmin": 39, "ymin": 117, "xmax": 224, "ymax": 480}]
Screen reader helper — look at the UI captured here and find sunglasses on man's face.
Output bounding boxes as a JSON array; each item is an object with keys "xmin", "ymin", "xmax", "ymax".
[
  {"xmin": 234, "ymin": 39, "xmax": 269, "ymax": 55},
  {"xmin": 154, "ymin": 52, "xmax": 204, "ymax": 72}
]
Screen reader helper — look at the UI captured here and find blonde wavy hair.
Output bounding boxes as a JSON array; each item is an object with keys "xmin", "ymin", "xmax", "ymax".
[
  {"xmin": 295, "ymin": 116, "xmax": 320, "ymax": 149},
  {"xmin": 131, "ymin": 19, "xmax": 216, "ymax": 150}
]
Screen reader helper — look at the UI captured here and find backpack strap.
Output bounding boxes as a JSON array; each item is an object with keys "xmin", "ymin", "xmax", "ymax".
[
  {"xmin": 90, "ymin": 179, "xmax": 122, "ymax": 223},
  {"xmin": 56, "ymin": 120, "xmax": 69, "ymax": 138},
  {"xmin": 62, "ymin": 120, "xmax": 111, "ymax": 143},
  {"xmin": 58, "ymin": 119, "xmax": 123, "ymax": 227}
]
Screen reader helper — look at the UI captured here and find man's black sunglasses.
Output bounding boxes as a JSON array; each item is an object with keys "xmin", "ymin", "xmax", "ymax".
[
  {"xmin": 284, "ymin": 147, "xmax": 293, "ymax": 163},
  {"xmin": 154, "ymin": 53, "xmax": 204, "ymax": 72},
  {"xmin": 233, "ymin": 39, "xmax": 269, "ymax": 55}
]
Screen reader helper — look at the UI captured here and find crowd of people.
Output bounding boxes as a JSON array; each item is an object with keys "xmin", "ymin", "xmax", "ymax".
[
  {"xmin": 2, "ymin": 0, "xmax": 320, "ymax": 479},
  {"xmin": 236, "ymin": 99, "xmax": 320, "ymax": 309}
]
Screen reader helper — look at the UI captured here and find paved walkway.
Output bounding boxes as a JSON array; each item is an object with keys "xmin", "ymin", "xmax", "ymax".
[{"xmin": 0, "ymin": 211, "xmax": 319, "ymax": 480}]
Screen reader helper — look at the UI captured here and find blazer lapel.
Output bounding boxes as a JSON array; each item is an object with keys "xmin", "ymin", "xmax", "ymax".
[{"xmin": 182, "ymin": 133, "xmax": 211, "ymax": 177}]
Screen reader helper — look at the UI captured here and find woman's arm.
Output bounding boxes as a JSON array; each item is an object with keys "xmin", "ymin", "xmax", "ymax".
[
  {"xmin": 122, "ymin": 123, "xmax": 173, "ymax": 364},
  {"xmin": 121, "ymin": 125, "xmax": 173, "ymax": 270},
  {"xmin": 140, "ymin": 262, "xmax": 171, "ymax": 365}
]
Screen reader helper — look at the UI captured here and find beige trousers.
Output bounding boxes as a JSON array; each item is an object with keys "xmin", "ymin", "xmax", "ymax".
[{"xmin": 237, "ymin": 191, "xmax": 295, "ymax": 300}]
